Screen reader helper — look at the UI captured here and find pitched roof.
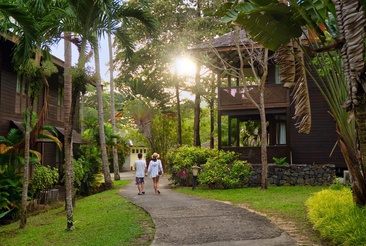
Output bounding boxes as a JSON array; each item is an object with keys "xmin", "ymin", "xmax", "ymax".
[
  {"xmin": 188, "ymin": 29, "xmax": 261, "ymax": 71},
  {"xmin": 190, "ymin": 29, "xmax": 256, "ymax": 51}
]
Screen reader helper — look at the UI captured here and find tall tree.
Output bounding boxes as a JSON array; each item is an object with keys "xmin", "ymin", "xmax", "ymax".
[
  {"xmin": 108, "ymin": 33, "xmax": 120, "ymax": 180},
  {"xmin": 0, "ymin": 0, "xmax": 63, "ymax": 228},
  {"xmin": 63, "ymin": 33, "xmax": 74, "ymax": 231}
]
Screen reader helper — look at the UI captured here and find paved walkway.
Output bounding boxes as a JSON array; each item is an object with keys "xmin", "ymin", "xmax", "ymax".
[{"xmin": 118, "ymin": 171, "xmax": 297, "ymax": 246}]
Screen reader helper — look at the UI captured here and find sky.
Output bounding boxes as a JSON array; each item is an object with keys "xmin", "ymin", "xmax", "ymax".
[
  {"xmin": 50, "ymin": 37, "xmax": 112, "ymax": 82},
  {"xmin": 51, "ymin": 37, "xmax": 196, "ymax": 101}
]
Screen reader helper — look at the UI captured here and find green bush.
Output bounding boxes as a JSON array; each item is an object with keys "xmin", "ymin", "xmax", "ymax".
[
  {"xmin": 199, "ymin": 151, "xmax": 252, "ymax": 189},
  {"xmin": 0, "ymin": 162, "xmax": 23, "ymax": 220},
  {"xmin": 31, "ymin": 165, "xmax": 59, "ymax": 192},
  {"xmin": 306, "ymin": 188, "xmax": 366, "ymax": 245},
  {"xmin": 167, "ymin": 146, "xmax": 252, "ymax": 189},
  {"xmin": 166, "ymin": 146, "xmax": 217, "ymax": 186}
]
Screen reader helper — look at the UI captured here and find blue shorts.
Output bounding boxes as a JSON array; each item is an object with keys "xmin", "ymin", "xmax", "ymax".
[{"xmin": 135, "ymin": 177, "xmax": 145, "ymax": 185}]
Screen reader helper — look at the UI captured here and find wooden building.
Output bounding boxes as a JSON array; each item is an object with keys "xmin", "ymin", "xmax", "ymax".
[
  {"xmin": 0, "ymin": 35, "xmax": 83, "ymax": 177},
  {"xmin": 190, "ymin": 30, "xmax": 345, "ymax": 174}
]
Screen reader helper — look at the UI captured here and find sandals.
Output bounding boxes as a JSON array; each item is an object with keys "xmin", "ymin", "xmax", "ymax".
[{"xmin": 157, "ymin": 190, "xmax": 161, "ymax": 194}]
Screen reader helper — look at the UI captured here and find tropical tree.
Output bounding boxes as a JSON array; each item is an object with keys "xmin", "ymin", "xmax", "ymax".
[
  {"xmin": 0, "ymin": 0, "xmax": 66, "ymax": 228},
  {"xmin": 107, "ymin": 32, "xmax": 120, "ymax": 180},
  {"xmin": 114, "ymin": 0, "xmax": 229, "ymax": 148},
  {"xmin": 215, "ymin": 0, "xmax": 366, "ymax": 205}
]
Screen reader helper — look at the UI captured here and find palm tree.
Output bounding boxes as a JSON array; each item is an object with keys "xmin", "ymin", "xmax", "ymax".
[
  {"xmin": 64, "ymin": 0, "xmax": 159, "ymax": 189},
  {"xmin": 0, "ymin": 0, "xmax": 66, "ymax": 228},
  {"xmin": 107, "ymin": 32, "xmax": 120, "ymax": 180}
]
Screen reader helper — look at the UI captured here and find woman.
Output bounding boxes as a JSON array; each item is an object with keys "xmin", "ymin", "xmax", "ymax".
[{"xmin": 147, "ymin": 152, "xmax": 163, "ymax": 194}]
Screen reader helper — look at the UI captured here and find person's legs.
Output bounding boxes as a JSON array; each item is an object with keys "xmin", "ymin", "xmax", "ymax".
[
  {"xmin": 136, "ymin": 177, "xmax": 143, "ymax": 195},
  {"xmin": 152, "ymin": 177, "xmax": 158, "ymax": 193},
  {"xmin": 155, "ymin": 176, "xmax": 160, "ymax": 194},
  {"xmin": 141, "ymin": 178, "xmax": 145, "ymax": 194}
]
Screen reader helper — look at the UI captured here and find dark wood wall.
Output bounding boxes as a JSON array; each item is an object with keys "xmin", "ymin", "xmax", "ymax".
[
  {"xmin": 0, "ymin": 38, "xmax": 80, "ymax": 173},
  {"xmin": 289, "ymin": 68, "xmax": 345, "ymax": 170}
]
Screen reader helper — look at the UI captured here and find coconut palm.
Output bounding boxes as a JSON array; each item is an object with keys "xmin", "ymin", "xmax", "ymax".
[{"xmin": 63, "ymin": 0, "xmax": 159, "ymax": 190}]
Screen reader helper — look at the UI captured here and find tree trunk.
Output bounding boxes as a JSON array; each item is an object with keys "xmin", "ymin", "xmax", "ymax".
[
  {"xmin": 64, "ymin": 35, "xmax": 75, "ymax": 230},
  {"xmin": 209, "ymin": 75, "xmax": 215, "ymax": 149},
  {"xmin": 19, "ymin": 81, "xmax": 31, "ymax": 229},
  {"xmin": 353, "ymin": 94, "xmax": 366, "ymax": 206},
  {"xmin": 259, "ymin": 49, "xmax": 269, "ymax": 190},
  {"xmin": 94, "ymin": 38, "xmax": 113, "ymax": 189},
  {"xmin": 193, "ymin": 63, "xmax": 201, "ymax": 146},
  {"xmin": 174, "ymin": 70, "xmax": 182, "ymax": 146},
  {"xmin": 108, "ymin": 33, "xmax": 120, "ymax": 180}
]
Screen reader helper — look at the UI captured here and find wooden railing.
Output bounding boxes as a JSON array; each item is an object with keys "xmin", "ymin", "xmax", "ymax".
[
  {"xmin": 221, "ymin": 145, "xmax": 291, "ymax": 164},
  {"xmin": 218, "ymin": 84, "xmax": 290, "ymax": 110}
]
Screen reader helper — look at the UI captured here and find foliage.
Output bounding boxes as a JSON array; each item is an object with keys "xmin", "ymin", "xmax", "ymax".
[
  {"xmin": 272, "ymin": 157, "xmax": 288, "ymax": 165},
  {"xmin": 240, "ymin": 121, "xmax": 262, "ymax": 147},
  {"xmin": 198, "ymin": 151, "xmax": 252, "ymax": 189},
  {"xmin": 166, "ymin": 146, "xmax": 217, "ymax": 186},
  {"xmin": 31, "ymin": 165, "xmax": 59, "ymax": 193},
  {"xmin": 74, "ymin": 147, "xmax": 103, "ymax": 196},
  {"xmin": 0, "ymin": 181, "xmax": 154, "ymax": 246},
  {"xmin": 167, "ymin": 146, "xmax": 252, "ymax": 189},
  {"xmin": 0, "ymin": 161, "xmax": 23, "ymax": 220},
  {"xmin": 306, "ymin": 188, "xmax": 366, "ymax": 245}
]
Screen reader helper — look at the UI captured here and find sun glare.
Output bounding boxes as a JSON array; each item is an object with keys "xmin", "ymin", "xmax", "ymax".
[{"xmin": 174, "ymin": 57, "xmax": 196, "ymax": 76}]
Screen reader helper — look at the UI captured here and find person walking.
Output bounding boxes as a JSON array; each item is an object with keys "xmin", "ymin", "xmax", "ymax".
[
  {"xmin": 147, "ymin": 152, "xmax": 163, "ymax": 194},
  {"xmin": 134, "ymin": 153, "xmax": 146, "ymax": 195}
]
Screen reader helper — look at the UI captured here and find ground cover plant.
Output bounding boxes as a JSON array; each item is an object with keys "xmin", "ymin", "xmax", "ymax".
[
  {"xmin": 306, "ymin": 186, "xmax": 366, "ymax": 245},
  {"xmin": 0, "ymin": 180, "xmax": 154, "ymax": 246}
]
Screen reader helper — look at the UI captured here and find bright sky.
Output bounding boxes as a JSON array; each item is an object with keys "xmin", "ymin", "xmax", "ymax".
[
  {"xmin": 50, "ymin": 37, "xmax": 112, "ymax": 82},
  {"xmin": 51, "ymin": 37, "xmax": 196, "ymax": 101}
]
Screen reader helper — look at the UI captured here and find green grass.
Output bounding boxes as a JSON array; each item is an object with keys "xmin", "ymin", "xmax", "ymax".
[{"xmin": 0, "ymin": 180, "xmax": 154, "ymax": 246}]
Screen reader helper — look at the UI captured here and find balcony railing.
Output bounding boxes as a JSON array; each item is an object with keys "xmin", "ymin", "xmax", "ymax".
[{"xmin": 218, "ymin": 84, "xmax": 290, "ymax": 110}]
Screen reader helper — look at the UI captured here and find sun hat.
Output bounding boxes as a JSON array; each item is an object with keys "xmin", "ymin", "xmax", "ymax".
[{"xmin": 152, "ymin": 152, "xmax": 160, "ymax": 159}]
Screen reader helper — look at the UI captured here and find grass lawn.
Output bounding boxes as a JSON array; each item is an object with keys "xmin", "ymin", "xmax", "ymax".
[
  {"xmin": 173, "ymin": 185, "xmax": 332, "ymax": 245},
  {"xmin": 0, "ymin": 180, "xmax": 154, "ymax": 246}
]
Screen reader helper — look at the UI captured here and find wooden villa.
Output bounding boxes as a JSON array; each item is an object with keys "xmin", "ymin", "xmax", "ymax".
[
  {"xmin": 0, "ymin": 35, "xmax": 83, "ymax": 177},
  {"xmin": 190, "ymin": 29, "xmax": 346, "ymax": 175}
]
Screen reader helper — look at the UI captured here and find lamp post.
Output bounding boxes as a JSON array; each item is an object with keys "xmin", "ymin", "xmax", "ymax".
[{"xmin": 192, "ymin": 166, "xmax": 200, "ymax": 190}]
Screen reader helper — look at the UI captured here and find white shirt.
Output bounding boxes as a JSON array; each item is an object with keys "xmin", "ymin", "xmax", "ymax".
[
  {"xmin": 148, "ymin": 159, "xmax": 163, "ymax": 178},
  {"xmin": 134, "ymin": 159, "xmax": 146, "ymax": 178}
]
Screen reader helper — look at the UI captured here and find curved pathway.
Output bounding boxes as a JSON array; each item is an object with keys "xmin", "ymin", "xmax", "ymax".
[{"xmin": 119, "ymin": 171, "xmax": 297, "ymax": 246}]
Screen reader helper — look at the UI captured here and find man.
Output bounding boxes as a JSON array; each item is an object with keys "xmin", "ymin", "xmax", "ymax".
[{"xmin": 134, "ymin": 153, "xmax": 146, "ymax": 195}]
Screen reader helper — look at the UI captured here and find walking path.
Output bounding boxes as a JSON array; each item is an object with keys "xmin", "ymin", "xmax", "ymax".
[{"xmin": 118, "ymin": 171, "xmax": 297, "ymax": 246}]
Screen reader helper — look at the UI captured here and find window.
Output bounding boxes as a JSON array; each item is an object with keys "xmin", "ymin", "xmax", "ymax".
[
  {"xmin": 15, "ymin": 75, "xmax": 27, "ymax": 114},
  {"xmin": 275, "ymin": 65, "xmax": 282, "ymax": 85},
  {"xmin": 276, "ymin": 123, "xmax": 287, "ymax": 144}
]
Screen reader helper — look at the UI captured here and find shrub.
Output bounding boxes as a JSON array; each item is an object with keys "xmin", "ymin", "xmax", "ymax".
[
  {"xmin": 198, "ymin": 150, "xmax": 252, "ymax": 189},
  {"xmin": 0, "ymin": 162, "xmax": 22, "ymax": 220},
  {"xmin": 166, "ymin": 146, "xmax": 217, "ymax": 186},
  {"xmin": 31, "ymin": 165, "xmax": 59, "ymax": 192},
  {"xmin": 272, "ymin": 157, "xmax": 288, "ymax": 165},
  {"xmin": 306, "ymin": 188, "xmax": 366, "ymax": 245},
  {"xmin": 167, "ymin": 146, "xmax": 252, "ymax": 188}
]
